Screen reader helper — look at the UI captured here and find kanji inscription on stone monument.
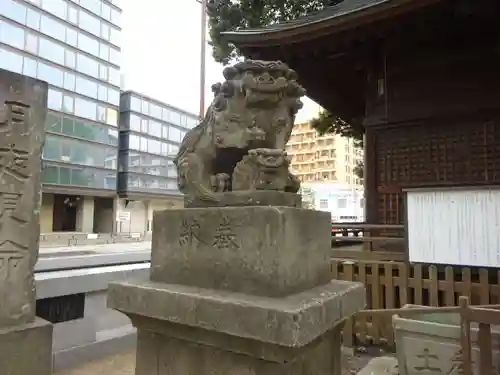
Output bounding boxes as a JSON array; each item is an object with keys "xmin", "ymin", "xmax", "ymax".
[
  {"xmin": 0, "ymin": 100, "xmax": 30, "ymax": 135},
  {"xmin": 0, "ymin": 144, "xmax": 30, "ymax": 182},
  {"xmin": 179, "ymin": 218, "xmax": 202, "ymax": 246},
  {"xmin": 414, "ymin": 347, "xmax": 442, "ymax": 373},
  {"xmin": 0, "ymin": 66, "xmax": 52, "ymax": 375},
  {"xmin": 212, "ymin": 215, "xmax": 238, "ymax": 250},
  {"xmin": 0, "ymin": 251, "xmax": 23, "ymax": 280},
  {"xmin": 0, "ymin": 190, "xmax": 28, "ymax": 252},
  {"xmin": 0, "ymin": 72, "xmax": 47, "ymax": 326}
]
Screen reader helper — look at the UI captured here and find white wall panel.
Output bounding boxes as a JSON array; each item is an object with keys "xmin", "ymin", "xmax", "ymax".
[{"xmin": 407, "ymin": 188, "xmax": 500, "ymax": 267}]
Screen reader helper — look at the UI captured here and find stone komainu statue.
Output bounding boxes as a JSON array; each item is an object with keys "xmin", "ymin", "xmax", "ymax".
[{"xmin": 173, "ymin": 60, "xmax": 306, "ymax": 202}]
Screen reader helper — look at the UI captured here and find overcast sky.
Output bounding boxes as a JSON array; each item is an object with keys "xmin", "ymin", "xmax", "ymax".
[{"xmin": 120, "ymin": 0, "xmax": 320, "ymax": 122}]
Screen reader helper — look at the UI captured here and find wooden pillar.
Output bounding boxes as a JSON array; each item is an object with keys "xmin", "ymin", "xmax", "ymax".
[{"xmin": 364, "ymin": 128, "xmax": 378, "ymax": 251}]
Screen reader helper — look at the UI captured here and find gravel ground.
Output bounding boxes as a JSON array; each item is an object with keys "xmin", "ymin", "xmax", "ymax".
[
  {"xmin": 55, "ymin": 347, "xmax": 387, "ymax": 375},
  {"xmin": 54, "ymin": 352, "xmax": 135, "ymax": 375},
  {"xmin": 342, "ymin": 346, "xmax": 396, "ymax": 375}
]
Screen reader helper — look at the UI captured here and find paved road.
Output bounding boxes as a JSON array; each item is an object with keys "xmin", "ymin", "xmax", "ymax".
[
  {"xmin": 39, "ymin": 241, "xmax": 152, "ymax": 255},
  {"xmin": 54, "ymin": 352, "xmax": 135, "ymax": 375}
]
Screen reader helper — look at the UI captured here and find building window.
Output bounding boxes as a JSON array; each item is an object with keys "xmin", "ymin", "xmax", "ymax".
[
  {"xmin": 109, "ymin": 27, "xmax": 120, "ymax": 46},
  {"xmin": 319, "ymin": 199, "xmax": 328, "ymax": 209},
  {"xmin": 41, "ymin": 0, "xmax": 67, "ymax": 20},
  {"xmin": 63, "ymin": 72, "xmax": 75, "ymax": 91},
  {"xmin": 106, "ymin": 108, "xmax": 118, "ymax": 126},
  {"xmin": 23, "ymin": 57, "xmax": 38, "ymax": 77},
  {"xmin": 0, "ymin": 21, "xmax": 25, "ymax": 50},
  {"xmin": 78, "ymin": 33, "xmax": 99, "ymax": 56},
  {"xmin": 130, "ymin": 96, "xmax": 141, "ymax": 112},
  {"xmin": 25, "ymin": 33, "xmax": 39, "ymax": 54},
  {"xmin": 64, "ymin": 50, "xmax": 76, "ymax": 69},
  {"xmin": 101, "ymin": 23, "xmax": 110, "ymax": 40},
  {"xmin": 26, "ymin": 8, "xmax": 41, "ymax": 30},
  {"xmin": 80, "ymin": 0, "xmax": 101, "ymax": 16},
  {"xmin": 40, "ymin": 15, "xmax": 66, "ymax": 42},
  {"xmin": 3, "ymin": 0, "xmax": 27, "ymax": 24},
  {"xmin": 77, "ymin": 53, "xmax": 99, "ymax": 78},
  {"xmin": 68, "ymin": 6, "xmax": 78, "ymax": 24},
  {"xmin": 78, "ymin": 10, "xmax": 100, "ymax": 37},
  {"xmin": 98, "ymin": 84, "xmax": 108, "ymax": 102},
  {"xmin": 337, "ymin": 198, "xmax": 347, "ymax": 209},
  {"xmin": 141, "ymin": 99, "xmax": 149, "ymax": 114},
  {"xmin": 101, "ymin": 3, "xmax": 112, "ymax": 21},
  {"xmin": 65, "ymin": 28, "xmax": 77, "ymax": 47}
]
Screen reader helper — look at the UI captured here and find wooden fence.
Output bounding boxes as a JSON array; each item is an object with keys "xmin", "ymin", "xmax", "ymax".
[
  {"xmin": 331, "ymin": 259, "xmax": 500, "ymax": 347},
  {"xmin": 460, "ymin": 297, "xmax": 500, "ymax": 375},
  {"xmin": 349, "ymin": 298, "xmax": 500, "ymax": 375},
  {"xmin": 331, "ymin": 223, "xmax": 405, "ymax": 260}
]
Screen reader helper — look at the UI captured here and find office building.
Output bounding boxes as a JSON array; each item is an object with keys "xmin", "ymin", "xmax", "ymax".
[
  {"xmin": 286, "ymin": 122, "xmax": 363, "ymax": 187},
  {"xmin": 117, "ymin": 90, "xmax": 198, "ymax": 233},
  {"xmin": 0, "ymin": 0, "xmax": 122, "ymax": 233}
]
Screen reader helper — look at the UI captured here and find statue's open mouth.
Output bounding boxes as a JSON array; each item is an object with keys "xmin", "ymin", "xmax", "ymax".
[
  {"xmin": 242, "ymin": 75, "xmax": 287, "ymax": 106},
  {"xmin": 248, "ymin": 148, "xmax": 288, "ymax": 170}
]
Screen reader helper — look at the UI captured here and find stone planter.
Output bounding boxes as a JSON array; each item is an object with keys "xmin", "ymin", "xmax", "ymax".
[{"xmin": 393, "ymin": 305, "xmax": 500, "ymax": 375}]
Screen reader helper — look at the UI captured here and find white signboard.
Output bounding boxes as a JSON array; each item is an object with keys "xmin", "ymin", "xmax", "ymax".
[
  {"xmin": 116, "ymin": 211, "xmax": 131, "ymax": 222},
  {"xmin": 407, "ymin": 187, "xmax": 500, "ymax": 267}
]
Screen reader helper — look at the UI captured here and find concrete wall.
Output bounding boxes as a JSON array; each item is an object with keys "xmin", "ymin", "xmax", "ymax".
[
  {"xmin": 94, "ymin": 197, "xmax": 115, "ymax": 233},
  {"xmin": 115, "ymin": 199, "xmax": 147, "ymax": 233},
  {"xmin": 147, "ymin": 198, "xmax": 183, "ymax": 232},
  {"xmin": 116, "ymin": 197, "xmax": 183, "ymax": 234},
  {"xmin": 40, "ymin": 193, "xmax": 54, "ymax": 233},
  {"xmin": 76, "ymin": 196, "xmax": 95, "ymax": 232},
  {"xmin": 35, "ymin": 251, "xmax": 150, "ymax": 371},
  {"xmin": 39, "ymin": 232, "xmax": 151, "ymax": 247}
]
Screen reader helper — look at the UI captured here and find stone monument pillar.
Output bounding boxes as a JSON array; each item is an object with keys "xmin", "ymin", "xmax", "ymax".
[
  {"xmin": 0, "ymin": 69, "xmax": 52, "ymax": 374},
  {"xmin": 108, "ymin": 60, "xmax": 365, "ymax": 375}
]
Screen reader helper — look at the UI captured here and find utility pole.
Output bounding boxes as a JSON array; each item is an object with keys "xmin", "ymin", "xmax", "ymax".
[{"xmin": 197, "ymin": 0, "xmax": 208, "ymax": 118}]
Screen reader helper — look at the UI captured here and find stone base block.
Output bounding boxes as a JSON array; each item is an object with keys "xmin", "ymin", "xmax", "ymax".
[
  {"xmin": 134, "ymin": 325, "xmax": 341, "ymax": 375},
  {"xmin": 0, "ymin": 317, "xmax": 53, "ymax": 375},
  {"xmin": 108, "ymin": 279, "xmax": 365, "ymax": 347},
  {"xmin": 151, "ymin": 206, "xmax": 332, "ymax": 297},
  {"xmin": 184, "ymin": 191, "xmax": 302, "ymax": 208}
]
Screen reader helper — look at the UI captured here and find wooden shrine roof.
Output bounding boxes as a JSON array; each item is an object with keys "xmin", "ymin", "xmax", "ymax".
[
  {"xmin": 222, "ymin": 0, "xmax": 390, "ymax": 44},
  {"xmin": 222, "ymin": 0, "xmax": 445, "ymax": 127},
  {"xmin": 222, "ymin": 0, "xmax": 440, "ymax": 47}
]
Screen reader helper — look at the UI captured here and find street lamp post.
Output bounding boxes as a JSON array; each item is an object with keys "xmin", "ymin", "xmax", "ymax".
[{"xmin": 196, "ymin": 0, "xmax": 207, "ymax": 118}]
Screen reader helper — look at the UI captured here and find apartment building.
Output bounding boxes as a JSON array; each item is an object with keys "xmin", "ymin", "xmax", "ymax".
[{"xmin": 286, "ymin": 122, "xmax": 363, "ymax": 187}]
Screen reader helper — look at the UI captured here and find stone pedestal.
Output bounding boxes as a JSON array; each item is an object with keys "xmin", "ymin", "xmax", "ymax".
[
  {"xmin": 0, "ymin": 69, "xmax": 52, "ymax": 374},
  {"xmin": 0, "ymin": 318, "xmax": 53, "ymax": 374},
  {"xmin": 108, "ymin": 193, "xmax": 365, "ymax": 375}
]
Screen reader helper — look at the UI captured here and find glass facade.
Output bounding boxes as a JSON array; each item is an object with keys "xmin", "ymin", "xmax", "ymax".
[
  {"xmin": 118, "ymin": 91, "xmax": 199, "ymax": 197},
  {"xmin": 0, "ymin": 0, "xmax": 121, "ymax": 192}
]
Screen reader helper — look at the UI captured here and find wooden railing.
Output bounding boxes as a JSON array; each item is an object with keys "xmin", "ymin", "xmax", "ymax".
[
  {"xmin": 347, "ymin": 298, "xmax": 500, "ymax": 375},
  {"xmin": 460, "ymin": 297, "xmax": 500, "ymax": 375},
  {"xmin": 331, "ymin": 223, "xmax": 405, "ymax": 261},
  {"xmin": 332, "ymin": 260, "xmax": 500, "ymax": 347}
]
